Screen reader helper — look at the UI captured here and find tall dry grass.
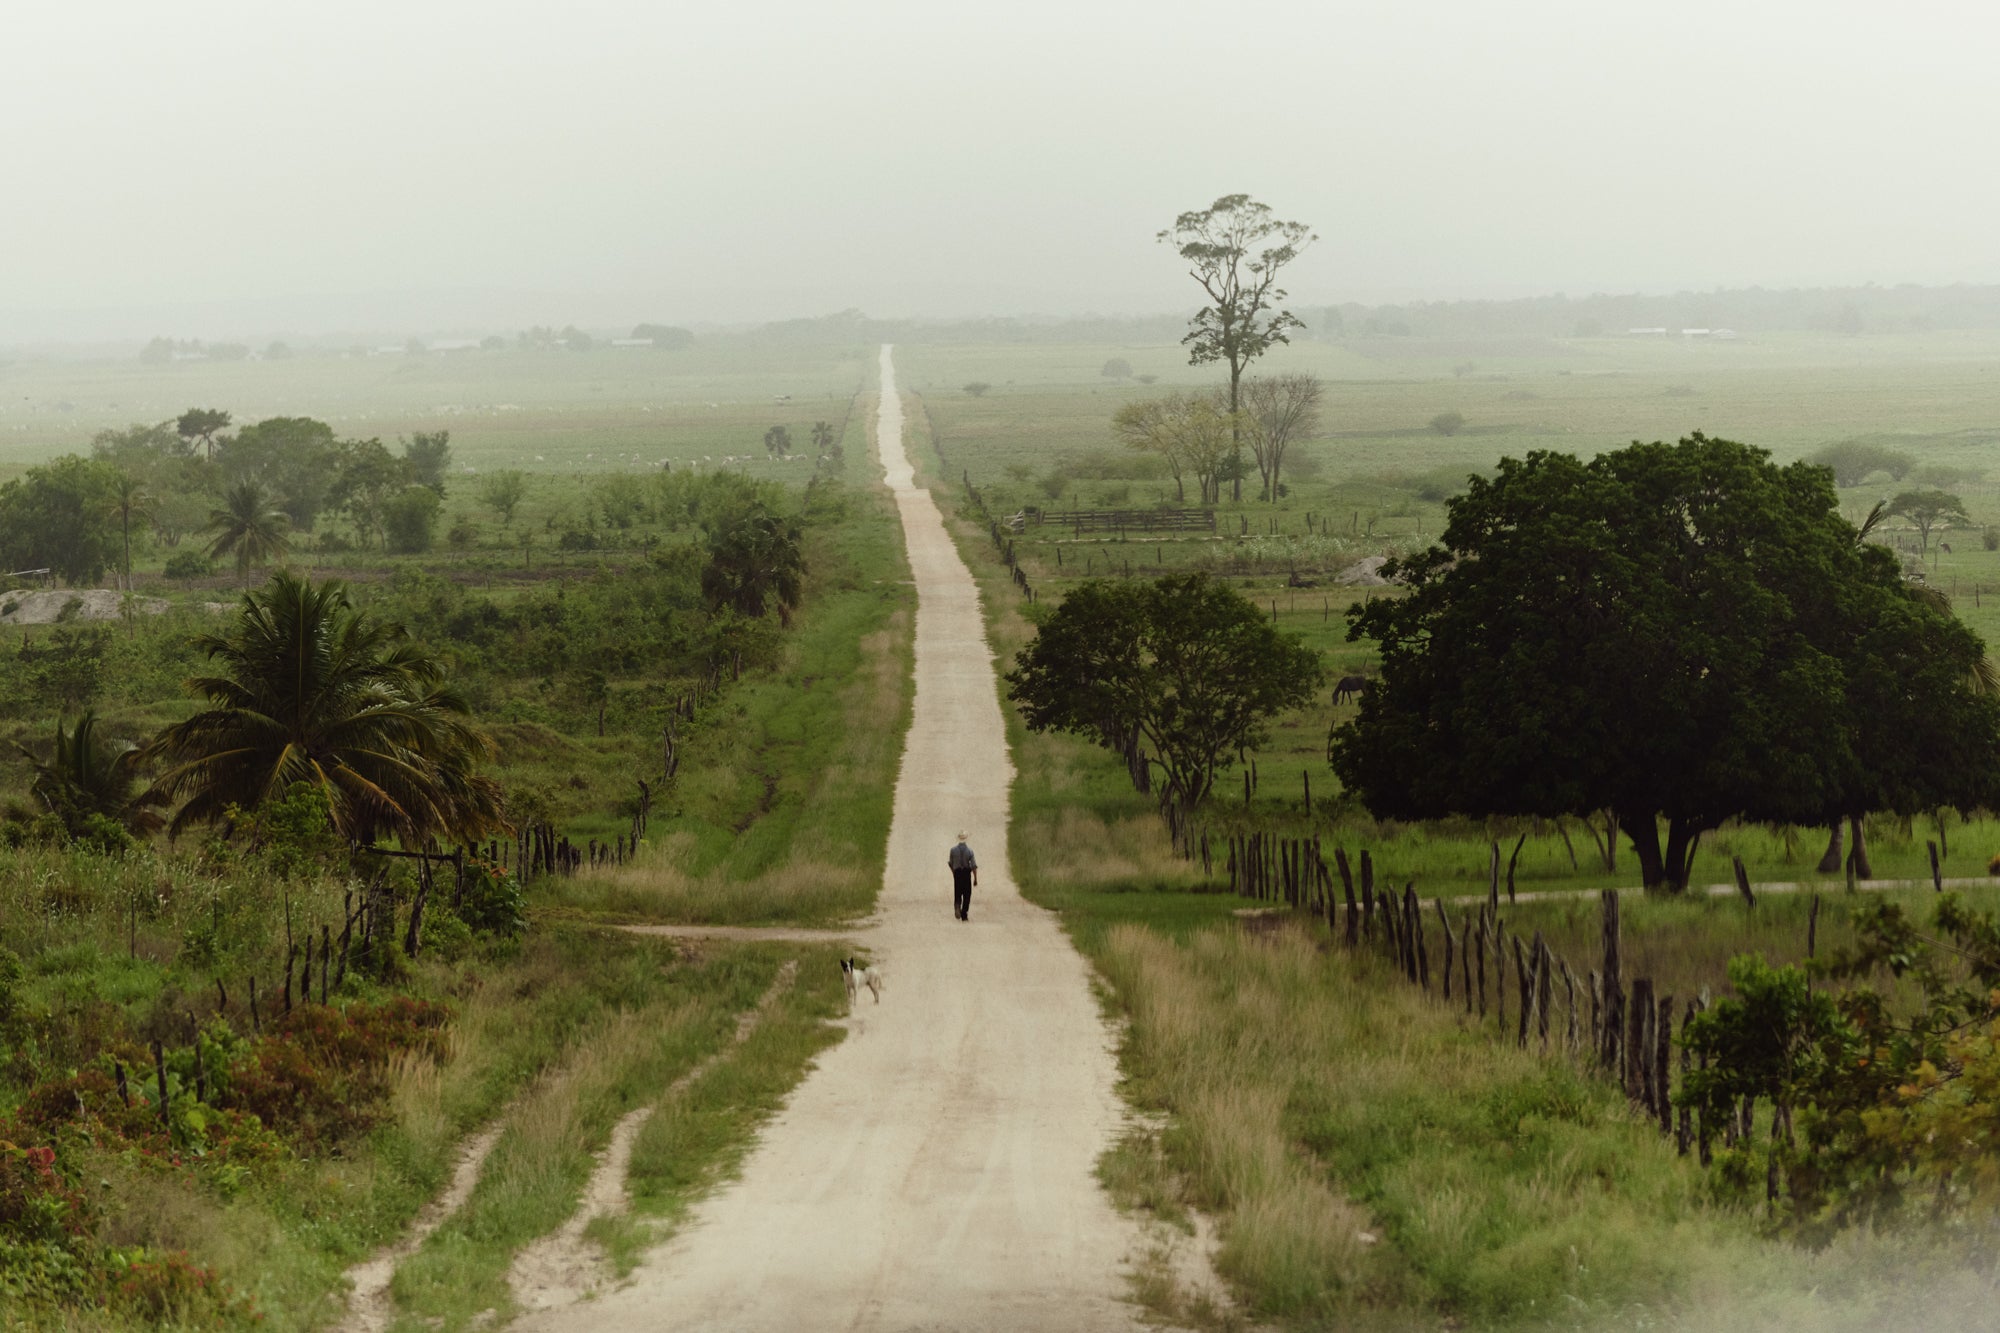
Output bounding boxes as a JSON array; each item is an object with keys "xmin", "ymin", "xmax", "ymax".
[{"xmin": 1097, "ymin": 919, "xmax": 2000, "ymax": 1328}]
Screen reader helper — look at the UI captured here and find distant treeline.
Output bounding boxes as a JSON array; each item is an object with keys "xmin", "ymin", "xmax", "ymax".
[
  {"xmin": 121, "ymin": 283, "xmax": 2000, "ymax": 362},
  {"xmin": 739, "ymin": 284, "xmax": 2000, "ymax": 346}
]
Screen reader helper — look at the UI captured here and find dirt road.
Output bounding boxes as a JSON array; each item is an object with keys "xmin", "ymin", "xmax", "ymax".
[{"xmin": 522, "ymin": 346, "xmax": 1144, "ymax": 1331}]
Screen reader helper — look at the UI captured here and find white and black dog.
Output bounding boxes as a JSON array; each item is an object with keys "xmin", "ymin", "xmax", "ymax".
[{"xmin": 841, "ymin": 957, "xmax": 884, "ymax": 1007}]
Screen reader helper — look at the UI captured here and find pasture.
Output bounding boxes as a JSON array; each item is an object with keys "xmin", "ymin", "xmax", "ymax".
[{"xmin": 899, "ymin": 330, "xmax": 2000, "ymax": 896}]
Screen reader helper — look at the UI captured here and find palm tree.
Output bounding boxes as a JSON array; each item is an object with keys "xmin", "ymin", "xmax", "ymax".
[
  {"xmin": 141, "ymin": 572, "xmax": 505, "ymax": 847},
  {"xmin": 206, "ymin": 479, "xmax": 290, "ymax": 587},
  {"xmin": 103, "ymin": 472, "xmax": 154, "ymax": 591},
  {"xmin": 14, "ymin": 711, "xmax": 164, "ymax": 836}
]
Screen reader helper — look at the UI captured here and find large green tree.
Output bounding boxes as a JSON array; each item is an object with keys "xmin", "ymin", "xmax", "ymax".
[
  {"xmin": 1887, "ymin": 487, "xmax": 1969, "ymax": 553},
  {"xmin": 1159, "ymin": 194, "xmax": 1315, "ymax": 501},
  {"xmin": 221, "ymin": 416, "xmax": 341, "ymax": 529},
  {"xmin": 701, "ymin": 504, "xmax": 805, "ymax": 626},
  {"xmin": 1332, "ymin": 435, "xmax": 2000, "ymax": 890},
  {"xmin": 0, "ymin": 456, "xmax": 122, "ymax": 585},
  {"xmin": 141, "ymin": 572, "xmax": 504, "ymax": 846},
  {"xmin": 1006, "ymin": 573, "xmax": 1322, "ymax": 811}
]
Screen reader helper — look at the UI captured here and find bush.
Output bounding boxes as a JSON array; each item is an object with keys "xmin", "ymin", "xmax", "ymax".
[
  {"xmin": 1983, "ymin": 525, "xmax": 1999, "ymax": 552},
  {"xmin": 456, "ymin": 859, "xmax": 524, "ymax": 937},
  {"xmin": 384, "ymin": 485, "xmax": 442, "ymax": 554},
  {"xmin": 448, "ymin": 516, "xmax": 481, "ymax": 550},
  {"xmin": 963, "ymin": 382, "xmax": 991, "ymax": 397},
  {"xmin": 1429, "ymin": 410, "xmax": 1466, "ymax": 436},
  {"xmin": 1101, "ymin": 358, "xmax": 1133, "ymax": 380},
  {"xmin": 161, "ymin": 551, "xmax": 210, "ymax": 580},
  {"xmin": 557, "ymin": 528, "xmax": 598, "ymax": 552}
]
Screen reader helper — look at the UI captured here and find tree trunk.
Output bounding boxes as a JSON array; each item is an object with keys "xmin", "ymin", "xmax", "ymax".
[
  {"xmin": 1815, "ymin": 822, "xmax": 1844, "ymax": 874},
  {"xmin": 1847, "ymin": 813, "xmax": 1873, "ymax": 880},
  {"xmin": 1660, "ymin": 818, "xmax": 1697, "ymax": 894},
  {"xmin": 1623, "ymin": 812, "xmax": 1667, "ymax": 889},
  {"xmin": 1229, "ymin": 363, "xmax": 1243, "ymax": 502}
]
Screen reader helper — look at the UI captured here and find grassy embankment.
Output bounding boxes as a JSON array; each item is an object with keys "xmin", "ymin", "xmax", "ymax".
[
  {"xmin": 899, "ymin": 361, "xmax": 2000, "ymax": 1329},
  {"xmin": 0, "ymin": 381, "xmax": 912, "ymax": 1326}
]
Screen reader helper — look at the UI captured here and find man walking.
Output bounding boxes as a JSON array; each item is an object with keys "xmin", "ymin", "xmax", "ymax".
[{"xmin": 949, "ymin": 831, "xmax": 978, "ymax": 921}]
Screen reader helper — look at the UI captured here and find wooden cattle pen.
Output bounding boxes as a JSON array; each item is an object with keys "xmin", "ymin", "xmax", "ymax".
[{"xmin": 1041, "ymin": 507, "xmax": 1217, "ymax": 537}]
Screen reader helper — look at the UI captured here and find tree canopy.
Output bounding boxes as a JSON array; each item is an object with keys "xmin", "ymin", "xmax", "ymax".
[
  {"xmin": 206, "ymin": 479, "xmax": 291, "ymax": 586},
  {"xmin": 1159, "ymin": 194, "xmax": 1314, "ymax": 499},
  {"xmin": 1005, "ymin": 573, "xmax": 1322, "ymax": 811},
  {"xmin": 0, "ymin": 456, "xmax": 121, "ymax": 585},
  {"xmin": 141, "ymin": 572, "xmax": 504, "ymax": 846},
  {"xmin": 1887, "ymin": 487, "xmax": 1968, "ymax": 552},
  {"xmin": 1331, "ymin": 434, "xmax": 2000, "ymax": 890},
  {"xmin": 1112, "ymin": 391, "xmax": 1232, "ymax": 504}
]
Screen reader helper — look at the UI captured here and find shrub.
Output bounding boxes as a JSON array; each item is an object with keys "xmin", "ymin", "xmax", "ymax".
[
  {"xmin": 963, "ymin": 381, "xmax": 991, "ymax": 397},
  {"xmin": 384, "ymin": 485, "xmax": 442, "ymax": 554},
  {"xmin": 223, "ymin": 998, "xmax": 449, "ymax": 1147},
  {"xmin": 448, "ymin": 515, "xmax": 481, "ymax": 550},
  {"xmin": 456, "ymin": 859, "xmax": 524, "ymax": 937},
  {"xmin": 1984, "ymin": 525, "xmax": 1999, "ymax": 552},
  {"xmin": 558, "ymin": 529, "xmax": 598, "ymax": 552},
  {"xmin": 1428, "ymin": 410, "xmax": 1466, "ymax": 436},
  {"xmin": 104, "ymin": 1249, "xmax": 250, "ymax": 1323},
  {"xmin": 161, "ymin": 550, "xmax": 210, "ymax": 580}
]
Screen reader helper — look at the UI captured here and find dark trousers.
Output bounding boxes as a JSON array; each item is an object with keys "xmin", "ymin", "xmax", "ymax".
[{"xmin": 952, "ymin": 868, "xmax": 973, "ymax": 919}]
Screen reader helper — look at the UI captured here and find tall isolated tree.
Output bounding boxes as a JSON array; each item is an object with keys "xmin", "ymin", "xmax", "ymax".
[
  {"xmin": 1887, "ymin": 488, "xmax": 1969, "ymax": 552},
  {"xmin": 1005, "ymin": 573, "xmax": 1322, "ymax": 812},
  {"xmin": 206, "ymin": 479, "xmax": 291, "ymax": 586},
  {"xmin": 1240, "ymin": 373, "xmax": 1323, "ymax": 501},
  {"xmin": 1332, "ymin": 434, "xmax": 2000, "ymax": 891},
  {"xmin": 141, "ymin": 572, "xmax": 504, "ymax": 846},
  {"xmin": 764, "ymin": 425, "xmax": 794, "ymax": 458},
  {"xmin": 1159, "ymin": 194, "xmax": 1316, "ymax": 500}
]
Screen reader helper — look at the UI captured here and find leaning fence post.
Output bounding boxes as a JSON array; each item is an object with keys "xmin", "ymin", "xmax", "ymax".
[
  {"xmin": 1929, "ymin": 840, "xmax": 1943, "ymax": 891},
  {"xmin": 1733, "ymin": 856, "xmax": 1754, "ymax": 906}
]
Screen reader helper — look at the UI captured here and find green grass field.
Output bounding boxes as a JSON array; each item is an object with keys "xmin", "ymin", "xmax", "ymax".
[{"xmin": 895, "ymin": 335, "xmax": 2000, "ymax": 1327}]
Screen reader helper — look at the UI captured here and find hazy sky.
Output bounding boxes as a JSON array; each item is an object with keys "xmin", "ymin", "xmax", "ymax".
[{"xmin": 5, "ymin": 0, "xmax": 1997, "ymax": 338}]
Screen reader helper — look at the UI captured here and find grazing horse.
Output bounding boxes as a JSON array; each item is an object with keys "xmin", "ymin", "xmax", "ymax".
[{"xmin": 1332, "ymin": 675, "xmax": 1370, "ymax": 706}]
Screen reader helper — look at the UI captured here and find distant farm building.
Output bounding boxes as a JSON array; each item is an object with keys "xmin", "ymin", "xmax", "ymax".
[{"xmin": 1626, "ymin": 327, "xmax": 1669, "ymax": 336}]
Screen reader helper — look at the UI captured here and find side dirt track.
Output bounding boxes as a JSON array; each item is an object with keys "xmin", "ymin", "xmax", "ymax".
[{"xmin": 521, "ymin": 346, "xmax": 1146, "ymax": 1331}]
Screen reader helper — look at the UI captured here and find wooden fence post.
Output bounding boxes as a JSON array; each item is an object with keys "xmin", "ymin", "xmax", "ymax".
[
  {"xmin": 1599, "ymin": 890, "xmax": 1622, "ymax": 1071},
  {"xmin": 1655, "ymin": 992, "xmax": 1675, "ymax": 1135},
  {"xmin": 1435, "ymin": 900, "xmax": 1454, "ymax": 1001},
  {"xmin": 1460, "ymin": 917, "xmax": 1474, "ymax": 1014},
  {"xmin": 1732, "ymin": 856, "xmax": 1754, "ymax": 906},
  {"xmin": 1513, "ymin": 936, "xmax": 1533, "ymax": 1047},
  {"xmin": 1408, "ymin": 887, "xmax": 1428, "ymax": 988}
]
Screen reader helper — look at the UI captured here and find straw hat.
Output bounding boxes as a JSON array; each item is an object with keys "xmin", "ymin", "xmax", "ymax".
[{"xmin": 956, "ymin": 831, "xmax": 969, "ymax": 842}]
